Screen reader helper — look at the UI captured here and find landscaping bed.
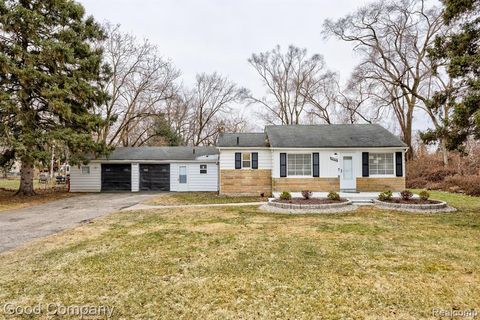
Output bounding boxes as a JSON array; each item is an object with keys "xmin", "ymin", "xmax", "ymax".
[
  {"xmin": 273, "ymin": 198, "xmax": 349, "ymax": 204},
  {"xmin": 266, "ymin": 191, "xmax": 354, "ymax": 213},
  {"xmin": 374, "ymin": 190, "xmax": 453, "ymax": 212},
  {"xmin": 379, "ymin": 198, "xmax": 442, "ymax": 205}
]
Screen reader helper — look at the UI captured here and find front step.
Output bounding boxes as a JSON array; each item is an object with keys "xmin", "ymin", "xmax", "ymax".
[
  {"xmin": 341, "ymin": 189, "xmax": 359, "ymax": 193},
  {"xmin": 349, "ymin": 199, "xmax": 374, "ymax": 206}
]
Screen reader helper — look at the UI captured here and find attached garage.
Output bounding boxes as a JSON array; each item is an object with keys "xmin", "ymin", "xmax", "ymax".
[
  {"xmin": 140, "ymin": 164, "xmax": 170, "ymax": 191},
  {"xmin": 101, "ymin": 164, "xmax": 132, "ymax": 191},
  {"xmin": 70, "ymin": 146, "xmax": 219, "ymax": 193}
]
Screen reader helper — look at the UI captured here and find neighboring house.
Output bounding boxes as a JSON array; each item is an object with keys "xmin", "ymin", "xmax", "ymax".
[
  {"xmin": 69, "ymin": 147, "xmax": 219, "ymax": 192},
  {"xmin": 217, "ymin": 124, "xmax": 407, "ymax": 196},
  {"xmin": 69, "ymin": 124, "xmax": 407, "ymax": 194}
]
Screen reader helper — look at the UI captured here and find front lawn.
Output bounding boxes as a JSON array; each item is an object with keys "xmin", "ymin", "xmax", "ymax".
[
  {"xmin": 0, "ymin": 192, "xmax": 479, "ymax": 318},
  {"xmin": 146, "ymin": 191, "xmax": 268, "ymax": 206},
  {"xmin": 0, "ymin": 178, "xmax": 72, "ymax": 212},
  {"xmin": 0, "ymin": 178, "xmax": 46, "ymax": 190}
]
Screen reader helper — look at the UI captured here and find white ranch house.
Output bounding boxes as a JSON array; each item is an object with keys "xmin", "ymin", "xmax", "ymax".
[{"xmin": 70, "ymin": 124, "xmax": 407, "ymax": 194}]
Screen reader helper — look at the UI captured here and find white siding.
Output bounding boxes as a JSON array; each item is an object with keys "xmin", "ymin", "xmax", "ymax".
[
  {"xmin": 170, "ymin": 162, "xmax": 218, "ymax": 192},
  {"xmin": 131, "ymin": 163, "xmax": 139, "ymax": 192},
  {"xmin": 272, "ymin": 149, "xmax": 405, "ymax": 178},
  {"xmin": 219, "ymin": 149, "xmax": 272, "ymax": 170},
  {"xmin": 70, "ymin": 163, "xmax": 101, "ymax": 192},
  {"xmin": 272, "ymin": 150, "xmax": 340, "ymax": 178}
]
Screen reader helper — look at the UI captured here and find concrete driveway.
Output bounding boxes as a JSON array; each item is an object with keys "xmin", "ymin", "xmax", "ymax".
[{"xmin": 0, "ymin": 193, "xmax": 157, "ymax": 253}]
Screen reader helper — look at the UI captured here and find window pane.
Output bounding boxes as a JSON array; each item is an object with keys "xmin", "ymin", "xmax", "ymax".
[
  {"xmin": 242, "ymin": 153, "xmax": 251, "ymax": 168},
  {"xmin": 287, "ymin": 154, "xmax": 312, "ymax": 176},
  {"xmin": 369, "ymin": 153, "xmax": 394, "ymax": 175}
]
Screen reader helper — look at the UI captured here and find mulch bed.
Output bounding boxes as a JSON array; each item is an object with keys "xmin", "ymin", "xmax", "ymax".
[
  {"xmin": 380, "ymin": 198, "xmax": 442, "ymax": 205},
  {"xmin": 273, "ymin": 198, "xmax": 348, "ymax": 204}
]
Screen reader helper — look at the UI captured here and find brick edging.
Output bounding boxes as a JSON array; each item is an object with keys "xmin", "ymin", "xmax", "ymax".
[
  {"xmin": 373, "ymin": 199, "xmax": 447, "ymax": 210},
  {"xmin": 268, "ymin": 200, "xmax": 352, "ymax": 210}
]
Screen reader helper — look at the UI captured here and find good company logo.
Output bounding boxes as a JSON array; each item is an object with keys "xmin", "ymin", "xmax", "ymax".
[{"xmin": 2, "ymin": 303, "xmax": 114, "ymax": 318}]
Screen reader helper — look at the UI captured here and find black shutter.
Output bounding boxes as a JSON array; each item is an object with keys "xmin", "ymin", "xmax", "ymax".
[
  {"xmin": 312, "ymin": 153, "xmax": 319, "ymax": 177},
  {"xmin": 235, "ymin": 152, "xmax": 241, "ymax": 169},
  {"xmin": 362, "ymin": 152, "xmax": 369, "ymax": 177},
  {"xmin": 280, "ymin": 153, "xmax": 287, "ymax": 177},
  {"xmin": 252, "ymin": 152, "xmax": 258, "ymax": 169},
  {"xmin": 395, "ymin": 152, "xmax": 403, "ymax": 177}
]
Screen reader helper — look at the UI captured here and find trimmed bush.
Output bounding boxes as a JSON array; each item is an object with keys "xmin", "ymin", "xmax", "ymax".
[
  {"xmin": 279, "ymin": 191, "xmax": 292, "ymax": 201},
  {"xmin": 378, "ymin": 190, "xmax": 393, "ymax": 201},
  {"xmin": 301, "ymin": 190, "xmax": 312, "ymax": 200},
  {"xmin": 419, "ymin": 190, "xmax": 430, "ymax": 201},
  {"xmin": 400, "ymin": 189, "xmax": 413, "ymax": 200},
  {"xmin": 327, "ymin": 191, "xmax": 340, "ymax": 201}
]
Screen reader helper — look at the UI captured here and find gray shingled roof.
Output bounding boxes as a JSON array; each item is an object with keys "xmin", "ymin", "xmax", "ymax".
[
  {"xmin": 265, "ymin": 124, "xmax": 407, "ymax": 148},
  {"xmin": 98, "ymin": 146, "xmax": 218, "ymax": 161},
  {"xmin": 218, "ymin": 132, "xmax": 269, "ymax": 147}
]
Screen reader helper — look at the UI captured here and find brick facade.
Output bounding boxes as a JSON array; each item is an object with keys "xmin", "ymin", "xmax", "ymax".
[
  {"xmin": 220, "ymin": 169, "xmax": 272, "ymax": 196},
  {"xmin": 272, "ymin": 177, "xmax": 340, "ymax": 192},
  {"xmin": 356, "ymin": 177, "xmax": 406, "ymax": 192}
]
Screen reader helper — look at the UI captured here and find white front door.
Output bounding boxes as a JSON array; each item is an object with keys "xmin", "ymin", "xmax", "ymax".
[
  {"xmin": 340, "ymin": 155, "xmax": 356, "ymax": 190},
  {"xmin": 177, "ymin": 165, "xmax": 188, "ymax": 191}
]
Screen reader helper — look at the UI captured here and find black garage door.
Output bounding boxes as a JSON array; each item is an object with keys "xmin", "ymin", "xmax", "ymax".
[
  {"xmin": 140, "ymin": 164, "xmax": 170, "ymax": 191},
  {"xmin": 101, "ymin": 164, "xmax": 131, "ymax": 191}
]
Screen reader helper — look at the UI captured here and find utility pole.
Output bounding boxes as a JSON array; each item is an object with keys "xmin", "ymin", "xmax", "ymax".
[{"xmin": 50, "ymin": 145, "xmax": 55, "ymax": 180}]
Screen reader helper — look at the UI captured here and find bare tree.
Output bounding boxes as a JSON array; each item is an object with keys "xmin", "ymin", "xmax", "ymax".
[
  {"xmin": 323, "ymin": 0, "xmax": 445, "ymax": 159},
  {"xmin": 185, "ymin": 73, "xmax": 244, "ymax": 146},
  {"xmin": 335, "ymin": 74, "xmax": 380, "ymax": 124},
  {"xmin": 97, "ymin": 24, "xmax": 180, "ymax": 147},
  {"xmin": 246, "ymin": 45, "xmax": 335, "ymax": 125},
  {"xmin": 302, "ymin": 71, "xmax": 340, "ymax": 124}
]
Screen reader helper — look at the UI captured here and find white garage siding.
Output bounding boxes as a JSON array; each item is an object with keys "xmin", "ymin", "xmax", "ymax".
[
  {"xmin": 219, "ymin": 149, "xmax": 272, "ymax": 170},
  {"xmin": 170, "ymin": 162, "xmax": 218, "ymax": 192},
  {"xmin": 69, "ymin": 163, "xmax": 101, "ymax": 192},
  {"xmin": 131, "ymin": 163, "xmax": 139, "ymax": 192}
]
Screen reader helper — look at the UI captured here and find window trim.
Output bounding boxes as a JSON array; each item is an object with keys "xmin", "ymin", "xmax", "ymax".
[
  {"xmin": 286, "ymin": 153, "xmax": 312, "ymax": 177},
  {"xmin": 241, "ymin": 152, "xmax": 251, "ymax": 169},
  {"xmin": 200, "ymin": 164, "xmax": 207, "ymax": 174},
  {"xmin": 368, "ymin": 152, "xmax": 395, "ymax": 177},
  {"xmin": 81, "ymin": 166, "xmax": 90, "ymax": 175}
]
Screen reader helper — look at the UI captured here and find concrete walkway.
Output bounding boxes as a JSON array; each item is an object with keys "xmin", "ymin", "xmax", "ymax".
[
  {"xmin": 0, "ymin": 193, "xmax": 157, "ymax": 253},
  {"xmin": 121, "ymin": 202, "xmax": 266, "ymax": 211}
]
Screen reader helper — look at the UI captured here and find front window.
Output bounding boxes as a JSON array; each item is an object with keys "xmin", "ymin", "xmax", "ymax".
[
  {"xmin": 200, "ymin": 164, "xmax": 207, "ymax": 174},
  {"xmin": 287, "ymin": 154, "xmax": 311, "ymax": 176},
  {"xmin": 81, "ymin": 166, "xmax": 90, "ymax": 174},
  {"xmin": 242, "ymin": 153, "xmax": 251, "ymax": 168},
  {"xmin": 369, "ymin": 153, "xmax": 394, "ymax": 175}
]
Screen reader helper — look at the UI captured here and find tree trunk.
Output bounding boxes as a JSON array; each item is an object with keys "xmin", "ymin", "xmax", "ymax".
[
  {"xmin": 440, "ymin": 139, "xmax": 449, "ymax": 166},
  {"xmin": 17, "ymin": 157, "xmax": 35, "ymax": 196}
]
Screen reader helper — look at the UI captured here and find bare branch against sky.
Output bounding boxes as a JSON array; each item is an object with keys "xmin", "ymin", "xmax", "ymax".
[{"xmin": 79, "ymin": 0, "xmax": 438, "ymax": 132}]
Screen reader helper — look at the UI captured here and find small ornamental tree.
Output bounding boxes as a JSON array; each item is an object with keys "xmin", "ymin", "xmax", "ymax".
[{"xmin": 0, "ymin": 0, "xmax": 109, "ymax": 195}]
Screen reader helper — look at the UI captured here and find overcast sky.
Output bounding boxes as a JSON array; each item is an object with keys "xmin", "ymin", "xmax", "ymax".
[{"xmin": 79, "ymin": 0, "xmax": 429, "ymax": 134}]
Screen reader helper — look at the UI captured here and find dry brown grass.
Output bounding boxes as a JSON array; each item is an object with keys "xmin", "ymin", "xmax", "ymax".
[
  {"xmin": 0, "ymin": 191, "xmax": 479, "ymax": 319},
  {"xmin": 146, "ymin": 191, "xmax": 268, "ymax": 206},
  {"xmin": 0, "ymin": 189, "xmax": 74, "ymax": 212}
]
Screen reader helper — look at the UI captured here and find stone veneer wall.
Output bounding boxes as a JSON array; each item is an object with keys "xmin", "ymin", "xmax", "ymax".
[
  {"xmin": 220, "ymin": 169, "xmax": 272, "ymax": 196},
  {"xmin": 272, "ymin": 177, "xmax": 340, "ymax": 192},
  {"xmin": 356, "ymin": 177, "xmax": 406, "ymax": 192}
]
